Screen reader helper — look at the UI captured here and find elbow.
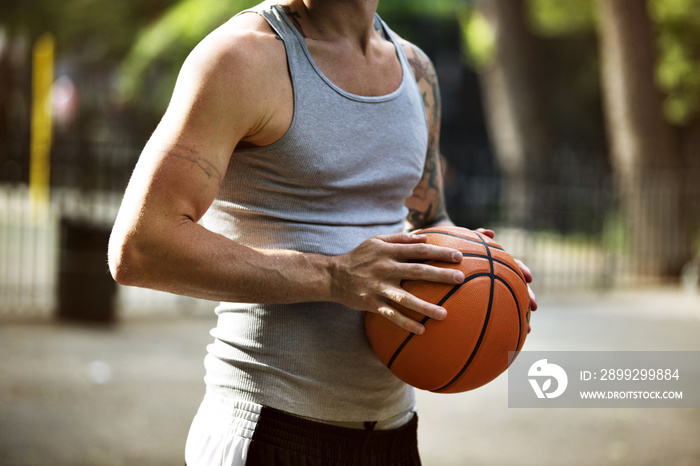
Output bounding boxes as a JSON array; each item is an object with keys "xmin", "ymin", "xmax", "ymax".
[
  {"xmin": 107, "ymin": 232, "xmax": 147, "ymax": 287},
  {"xmin": 107, "ymin": 252, "xmax": 131, "ymax": 287}
]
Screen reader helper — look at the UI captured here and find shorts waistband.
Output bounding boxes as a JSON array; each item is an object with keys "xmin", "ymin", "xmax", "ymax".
[{"xmin": 203, "ymin": 387, "xmax": 415, "ymax": 431}]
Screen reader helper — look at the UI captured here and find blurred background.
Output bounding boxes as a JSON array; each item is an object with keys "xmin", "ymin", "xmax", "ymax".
[{"xmin": 0, "ymin": 0, "xmax": 699, "ymax": 465}]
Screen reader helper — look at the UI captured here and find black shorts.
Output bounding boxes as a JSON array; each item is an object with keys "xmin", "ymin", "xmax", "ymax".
[
  {"xmin": 185, "ymin": 396, "xmax": 421, "ymax": 466},
  {"xmin": 246, "ymin": 406, "xmax": 421, "ymax": 466}
]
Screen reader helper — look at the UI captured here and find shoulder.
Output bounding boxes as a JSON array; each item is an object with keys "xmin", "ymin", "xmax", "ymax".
[
  {"xmin": 164, "ymin": 11, "xmax": 291, "ymax": 142},
  {"xmin": 181, "ymin": 12, "xmax": 286, "ymax": 86},
  {"xmin": 393, "ymin": 36, "xmax": 441, "ymax": 128},
  {"xmin": 394, "ymin": 37, "xmax": 438, "ymax": 88}
]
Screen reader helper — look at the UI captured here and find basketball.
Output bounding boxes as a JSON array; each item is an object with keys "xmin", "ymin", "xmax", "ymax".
[{"xmin": 365, "ymin": 226, "xmax": 531, "ymax": 393}]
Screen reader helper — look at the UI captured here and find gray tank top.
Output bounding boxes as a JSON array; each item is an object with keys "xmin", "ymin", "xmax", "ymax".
[{"xmin": 202, "ymin": 1, "xmax": 429, "ymax": 422}]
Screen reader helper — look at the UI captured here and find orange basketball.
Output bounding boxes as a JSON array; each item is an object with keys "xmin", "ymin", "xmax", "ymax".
[{"xmin": 365, "ymin": 226, "xmax": 531, "ymax": 393}]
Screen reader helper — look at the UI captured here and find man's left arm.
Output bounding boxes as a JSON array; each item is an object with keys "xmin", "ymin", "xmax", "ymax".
[
  {"xmin": 402, "ymin": 41, "xmax": 538, "ymax": 313},
  {"xmin": 402, "ymin": 41, "xmax": 452, "ymax": 230}
]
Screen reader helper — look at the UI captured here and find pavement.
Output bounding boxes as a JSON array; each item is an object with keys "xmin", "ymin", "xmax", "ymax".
[{"xmin": 1, "ymin": 287, "xmax": 699, "ymax": 466}]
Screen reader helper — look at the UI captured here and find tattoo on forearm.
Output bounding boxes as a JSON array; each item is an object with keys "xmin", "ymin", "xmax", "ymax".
[
  {"xmin": 423, "ymin": 147, "xmax": 441, "ymax": 192},
  {"xmin": 170, "ymin": 144, "xmax": 222, "ymax": 184},
  {"xmin": 407, "ymin": 147, "xmax": 448, "ymax": 227}
]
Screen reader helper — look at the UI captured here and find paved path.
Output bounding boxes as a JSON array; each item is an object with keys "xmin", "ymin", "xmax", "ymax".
[{"xmin": 1, "ymin": 287, "xmax": 699, "ymax": 465}]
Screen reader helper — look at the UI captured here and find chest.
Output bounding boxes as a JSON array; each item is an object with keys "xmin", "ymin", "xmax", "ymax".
[{"xmin": 306, "ymin": 38, "xmax": 404, "ymax": 97}]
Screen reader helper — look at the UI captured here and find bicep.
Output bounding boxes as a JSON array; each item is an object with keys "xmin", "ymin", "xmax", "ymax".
[{"xmin": 121, "ymin": 33, "xmax": 264, "ymax": 225}]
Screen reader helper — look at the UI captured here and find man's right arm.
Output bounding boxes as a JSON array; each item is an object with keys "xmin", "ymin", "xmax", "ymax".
[
  {"xmin": 109, "ymin": 16, "xmax": 335, "ymax": 302},
  {"xmin": 108, "ymin": 15, "xmax": 463, "ymax": 334}
]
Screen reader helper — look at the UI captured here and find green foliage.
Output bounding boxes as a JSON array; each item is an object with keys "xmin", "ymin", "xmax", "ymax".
[
  {"xmin": 118, "ymin": 0, "xmax": 257, "ymax": 110},
  {"xmin": 528, "ymin": 0, "xmax": 596, "ymax": 36},
  {"xmin": 526, "ymin": 0, "xmax": 700, "ymax": 126},
  {"xmin": 1, "ymin": 0, "xmax": 172, "ymax": 61},
  {"xmin": 458, "ymin": 0, "xmax": 596, "ymax": 71},
  {"xmin": 459, "ymin": 10, "xmax": 496, "ymax": 71},
  {"xmin": 649, "ymin": 0, "xmax": 700, "ymax": 125}
]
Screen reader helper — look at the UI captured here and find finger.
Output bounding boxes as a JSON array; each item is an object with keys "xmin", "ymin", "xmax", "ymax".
[
  {"xmin": 514, "ymin": 259, "xmax": 533, "ymax": 283},
  {"xmin": 476, "ymin": 228, "xmax": 495, "ymax": 239},
  {"xmin": 391, "ymin": 242, "xmax": 463, "ymax": 265},
  {"xmin": 377, "ymin": 304, "xmax": 426, "ymax": 334},
  {"xmin": 376, "ymin": 232, "xmax": 428, "ymax": 245},
  {"xmin": 398, "ymin": 262, "xmax": 465, "ymax": 285},
  {"xmin": 384, "ymin": 287, "xmax": 448, "ymax": 321},
  {"xmin": 529, "ymin": 285, "xmax": 538, "ymax": 311}
]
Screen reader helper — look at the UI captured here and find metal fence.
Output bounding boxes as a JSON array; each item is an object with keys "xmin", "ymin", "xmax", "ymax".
[
  {"xmin": 0, "ymin": 139, "xmax": 698, "ymax": 320},
  {"xmin": 1, "ymin": 139, "xmax": 218, "ymax": 320}
]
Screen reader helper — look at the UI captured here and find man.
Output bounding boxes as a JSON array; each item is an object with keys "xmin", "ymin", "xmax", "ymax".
[{"xmin": 108, "ymin": 1, "xmax": 537, "ymax": 464}]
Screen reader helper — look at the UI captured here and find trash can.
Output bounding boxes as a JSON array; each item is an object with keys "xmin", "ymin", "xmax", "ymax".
[{"xmin": 57, "ymin": 218, "xmax": 116, "ymax": 323}]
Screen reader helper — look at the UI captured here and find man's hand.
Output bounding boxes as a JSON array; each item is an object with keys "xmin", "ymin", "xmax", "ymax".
[{"xmin": 329, "ymin": 232, "xmax": 464, "ymax": 334}]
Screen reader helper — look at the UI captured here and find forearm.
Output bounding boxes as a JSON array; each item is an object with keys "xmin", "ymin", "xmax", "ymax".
[
  {"xmin": 110, "ymin": 209, "xmax": 469, "ymax": 333},
  {"xmin": 108, "ymin": 217, "xmax": 332, "ymax": 304}
]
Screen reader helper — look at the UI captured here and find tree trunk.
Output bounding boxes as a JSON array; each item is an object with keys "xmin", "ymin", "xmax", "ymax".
[
  {"xmin": 596, "ymin": 0, "xmax": 693, "ymax": 277},
  {"xmin": 0, "ymin": 33, "xmax": 11, "ymax": 166},
  {"xmin": 477, "ymin": 0, "xmax": 553, "ymax": 228}
]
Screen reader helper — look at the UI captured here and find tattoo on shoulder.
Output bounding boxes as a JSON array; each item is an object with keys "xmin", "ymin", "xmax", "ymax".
[
  {"xmin": 280, "ymin": 5, "xmax": 307, "ymax": 38},
  {"xmin": 406, "ymin": 45, "xmax": 441, "ymax": 126},
  {"xmin": 169, "ymin": 144, "xmax": 222, "ymax": 184}
]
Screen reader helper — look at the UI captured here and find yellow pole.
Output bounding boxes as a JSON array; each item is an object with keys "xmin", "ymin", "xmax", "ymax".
[{"xmin": 29, "ymin": 32, "xmax": 55, "ymax": 220}]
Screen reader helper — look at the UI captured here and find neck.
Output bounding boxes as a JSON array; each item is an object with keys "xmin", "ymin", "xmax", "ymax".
[{"xmin": 280, "ymin": 0, "xmax": 380, "ymax": 47}]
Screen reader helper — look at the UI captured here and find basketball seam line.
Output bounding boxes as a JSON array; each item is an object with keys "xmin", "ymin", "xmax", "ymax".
[
  {"xmin": 498, "ymin": 276, "xmax": 524, "ymax": 365},
  {"xmin": 415, "ymin": 254, "xmax": 526, "ymax": 287},
  {"xmin": 421, "ymin": 231, "xmax": 505, "ymax": 251},
  {"xmin": 386, "ymin": 277, "xmax": 476, "ymax": 370},
  {"xmin": 431, "ymin": 233, "xmax": 496, "ymax": 392},
  {"xmin": 431, "ymin": 274, "xmax": 524, "ymax": 392},
  {"xmin": 462, "ymin": 253, "xmax": 528, "ymax": 287},
  {"xmin": 424, "ymin": 229, "xmax": 527, "ymax": 287}
]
